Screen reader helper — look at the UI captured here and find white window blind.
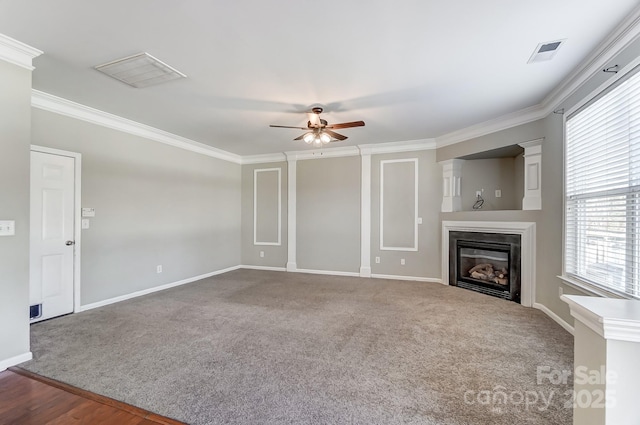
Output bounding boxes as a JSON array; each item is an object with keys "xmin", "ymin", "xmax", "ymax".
[{"xmin": 565, "ymin": 68, "xmax": 640, "ymax": 299}]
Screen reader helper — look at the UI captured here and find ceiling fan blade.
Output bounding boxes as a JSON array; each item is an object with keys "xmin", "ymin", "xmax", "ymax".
[
  {"xmin": 326, "ymin": 120, "xmax": 365, "ymax": 129},
  {"xmin": 325, "ymin": 130, "xmax": 348, "ymax": 141},
  {"xmin": 269, "ymin": 124, "xmax": 309, "ymax": 130},
  {"xmin": 293, "ymin": 133, "xmax": 306, "ymax": 141}
]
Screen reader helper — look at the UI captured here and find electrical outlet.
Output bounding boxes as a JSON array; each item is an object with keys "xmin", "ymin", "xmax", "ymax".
[
  {"xmin": 260, "ymin": 251, "xmax": 264, "ymax": 258},
  {"xmin": 495, "ymin": 189, "xmax": 502, "ymax": 198},
  {"xmin": 375, "ymin": 256, "xmax": 380, "ymax": 264},
  {"xmin": 401, "ymin": 259, "xmax": 405, "ymax": 265},
  {"xmin": 417, "ymin": 217, "xmax": 423, "ymax": 224},
  {"xmin": 156, "ymin": 265, "xmax": 162, "ymax": 273}
]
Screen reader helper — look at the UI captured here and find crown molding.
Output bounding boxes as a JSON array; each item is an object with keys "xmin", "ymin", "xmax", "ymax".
[
  {"xmin": 540, "ymin": 6, "xmax": 640, "ymax": 116},
  {"xmin": 285, "ymin": 145, "xmax": 361, "ymax": 161},
  {"xmin": 241, "ymin": 152, "xmax": 287, "ymax": 165},
  {"xmin": 435, "ymin": 4, "xmax": 640, "ymax": 149},
  {"xmin": 0, "ymin": 33, "xmax": 42, "ymax": 71},
  {"xmin": 358, "ymin": 138, "xmax": 436, "ymax": 155},
  {"xmin": 31, "ymin": 90, "xmax": 242, "ymax": 164},
  {"xmin": 435, "ymin": 104, "xmax": 545, "ymax": 148}
]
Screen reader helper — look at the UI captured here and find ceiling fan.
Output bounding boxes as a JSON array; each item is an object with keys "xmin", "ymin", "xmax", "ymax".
[{"xmin": 270, "ymin": 107, "xmax": 365, "ymax": 145}]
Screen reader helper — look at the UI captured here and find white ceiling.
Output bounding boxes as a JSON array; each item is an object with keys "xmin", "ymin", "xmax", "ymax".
[{"xmin": 1, "ymin": 1, "xmax": 639, "ymax": 155}]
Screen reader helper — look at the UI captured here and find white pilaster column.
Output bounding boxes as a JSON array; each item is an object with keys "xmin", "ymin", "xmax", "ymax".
[
  {"xmin": 519, "ymin": 139, "xmax": 543, "ymax": 210},
  {"xmin": 440, "ymin": 159, "xmax": 463, "ymax": 212},
  {"xmin": 359, "ymin": 149, "xmax": 372, "ymax": 277},
  {"xmin": 562, "ymin": 295, "xmax": 640, "ymax": 425},
  {"xmin": 286, "ymin": 157, "xmax": 297, "ymax": 271}
]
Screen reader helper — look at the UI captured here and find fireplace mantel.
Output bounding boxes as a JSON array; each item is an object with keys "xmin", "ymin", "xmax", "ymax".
[{"xmin": 442, "ymin": 221, "xmax": 536, "ymax": 307}]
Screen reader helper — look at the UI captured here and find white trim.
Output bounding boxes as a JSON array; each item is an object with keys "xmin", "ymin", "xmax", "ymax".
[
  {"xmin": 241, "ymin": 153, "xmax": 287, "ymax": 165},
  {"xmin": 285, "ymin": 146, "xmax": 360, "ymax": 161},
  {"xmin": 380, "ymin": 158, "xmax": 419, "ymax": 251},
  {"xmin": 371, "ymin": 274, "xmax": 442, "ymax": 283},
  {"xmin": 439, "ymin": 159, "xmax": 464, "ymax": 212},
  {"xmin": 282, "ymin": 139, "xmax": 437, "ymax": 163},
  {"xmin": 360, "ymin": 153, "xmax": 372, "ymax": 277},
  {"xmin": 442, "ymin": 220, "xmax": 536, "ymax": 307},
  {"xmin": 295, "ymin": 268, "xmax": 360, "ymax": 277},
  {"xmin": 565, "ymin": 53, "xmax": 640, "ymax": 118},
  {"xmin": 253, "ymin": 168, "xmax": 282, "ymax": 246},
  {"xmin": 545, "ymin": 7, "xmax": 640, "ymax": 117},
  {"xmin": 31, "ymin": 90, "xmax": 242, "ymax": 164},
  {"xmin": 562, "ymin": 295, "xmax": 640, "ymax": 343},
  {"xmin": 358, "ymin": 139, "xmax": 436, "ymax": 155},
  {"xmin": 435, "ymin": 6, "xmax": 640, "ymax": 148},
  {"xmin": 286, "ymin": 159, "xmax": 297, "ymax": 272},
  {"xmin": 533, "ymin": 302, "xmax": 574, "ymax": 335},
  {"xmin": 519, "ymin": 139, "xmax": 543, "ymax": 210},
  {"xmin": 0, "ymin": 33, "xmax": 42, "ymax": 71},
  {"xmin": 436, "ymin": 104, "xmax": 546, "ymax": 148},
  {"xmin": 30, "ymin": 145, "xmax": 83, "ymax": 314},
  {"xmin": 79, "ymin": 265, "xmax": 240, "ymax": 311},
  {"xmin": 0, "ymin": 352, "xmax": 32, "ymax": 371},
  {"xmin": 240, "ymin": 265, "xmax": 287, "ymax": 272}
]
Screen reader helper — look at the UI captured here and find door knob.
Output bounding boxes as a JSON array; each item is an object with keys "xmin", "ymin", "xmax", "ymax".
[{"xmin": 65, "ymin": 240, "xmax": 75, "ymax": 246}]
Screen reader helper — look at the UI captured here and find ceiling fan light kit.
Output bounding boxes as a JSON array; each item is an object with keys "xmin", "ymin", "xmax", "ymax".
[{"xmin": 270, "ymin": 107, "xmax": 365, "ymax": 146}]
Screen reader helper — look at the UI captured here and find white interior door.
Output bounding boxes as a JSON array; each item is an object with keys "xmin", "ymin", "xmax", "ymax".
[{"xmin": 30, "ymin": 150, "xmax": 76, "ymax": 322}]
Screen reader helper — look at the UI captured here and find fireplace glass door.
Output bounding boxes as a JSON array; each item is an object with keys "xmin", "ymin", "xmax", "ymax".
[{"xmin": 459, "ymin": 246, "xmax": 510, "ymax": 287}]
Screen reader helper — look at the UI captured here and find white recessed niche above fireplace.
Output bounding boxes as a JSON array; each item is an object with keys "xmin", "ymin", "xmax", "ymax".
[
  {"xmin": 440, "ymin": 139, "xmax": 542, "ymax": 212},
  {"xmin": 442, "ymin": 221, "xmax": 536, "ymax": 307}
]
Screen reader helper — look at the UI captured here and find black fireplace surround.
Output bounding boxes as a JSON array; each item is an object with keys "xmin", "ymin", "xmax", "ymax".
[{"xmin": 449, "ymin": 231, "xmax": 521, "ymax": 302}]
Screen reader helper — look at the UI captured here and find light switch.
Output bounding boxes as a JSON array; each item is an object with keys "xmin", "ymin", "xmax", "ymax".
[
  {"xmin": 495, "ymin": 189, "xmax": 502, "ymax": 198},
  {"xmin": 417, "ymin": 217, "xmax": 423, "ymax": 224},
  {"xmin": 81, "ymin": 219, "xmax": 90, "ymax": 229},
  {"xmin": 82, "ymin": 208, "xmax": 95, "ymax": 217},
  {"xmin": 0, "ymin": 220, "xmax": 15, "ymax": 236}
]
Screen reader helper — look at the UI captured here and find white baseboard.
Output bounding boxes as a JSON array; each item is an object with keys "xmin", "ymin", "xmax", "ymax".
[
  {"xmin": 533, "ymin": 302, "xmax": 574, "ymax": 335},
  {"xmin": 240, "ymin": 265, "xmax": 287, "ymax": 272},
  {"xmin": 295, "ymin": 268, "xmax": 360, "ymax": 277},
  {"xmin": 371, "ymin": 273, "xmax": 442, "ymax": 283},
  {"xmin": 80, "ymin": 265, "xmax": 241, "ymax": 312},
  {"xmin": 0, "ymin": 351, "xmax": 32, "ymax": 371}
]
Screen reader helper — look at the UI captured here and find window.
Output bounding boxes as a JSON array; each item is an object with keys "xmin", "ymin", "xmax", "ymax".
[{"xmin": 565, "ymin": 68, "xmax": 640, "ymax": 299}]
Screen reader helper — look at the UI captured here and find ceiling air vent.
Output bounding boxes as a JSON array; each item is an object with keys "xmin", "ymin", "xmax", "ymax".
[
  {"xmin": 527, "ymin": 39, "xmax": 565, "ymax": 64},
  {"xmin": 95, "ymin": 52, "xmax": 186, "ymax": 88}
]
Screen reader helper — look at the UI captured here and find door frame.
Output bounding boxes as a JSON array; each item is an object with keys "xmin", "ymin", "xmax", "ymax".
[{"xmin": 30, "ymin": 145, "xmax": 82, "ymax": 313}]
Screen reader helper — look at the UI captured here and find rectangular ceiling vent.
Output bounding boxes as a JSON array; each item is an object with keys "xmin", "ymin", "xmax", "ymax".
[
  {"xmin": 95, "ymin": 52, "xmax": 186, "ymax": 88},
  {"xmin": 527, "ymin": 39, "xmax": 565, "ymax": 64}
]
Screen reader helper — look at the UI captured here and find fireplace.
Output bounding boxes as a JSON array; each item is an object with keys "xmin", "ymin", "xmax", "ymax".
[{"xmin": 449, "ymin": 231, "xmax": 521, "ymax": 302}]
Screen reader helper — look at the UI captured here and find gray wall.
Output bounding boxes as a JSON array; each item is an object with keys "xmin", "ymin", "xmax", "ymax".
[
  {"xmin": 31, "ymin": 109, "xmax": 241, "ymax": 305},
  {"xmin": 372, "ymin": 150, "xmax": 442, "ymax": 278},
  {"xmin": 297, "ymin": 156, "xmax": 361, "ymax": 273},
  {"xmin": 0, "ymin": 60, "xmax": 32, "ymax": 364},
  {"xmin": 241, "ymin": 162, "xmax": 288, "ymax": 268},
  {"xmin": 460, "ymin": 157, "xmax": 520, "ymax": 211}
]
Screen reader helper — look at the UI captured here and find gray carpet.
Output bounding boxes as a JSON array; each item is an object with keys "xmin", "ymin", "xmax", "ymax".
[{"xmin": 23, "ymin": 269, "xmax": 573, "ymax": 424}]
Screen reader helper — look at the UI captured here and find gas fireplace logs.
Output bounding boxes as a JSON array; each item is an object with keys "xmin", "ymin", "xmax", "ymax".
[{"xmin": 468, "ymin": 263, "xmax": 509, "ymax": 285}]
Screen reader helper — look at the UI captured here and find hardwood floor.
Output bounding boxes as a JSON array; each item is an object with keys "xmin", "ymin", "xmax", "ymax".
[{"xmin": 0, "ymin": 368, "xmax": 185, "ymax": 425}]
